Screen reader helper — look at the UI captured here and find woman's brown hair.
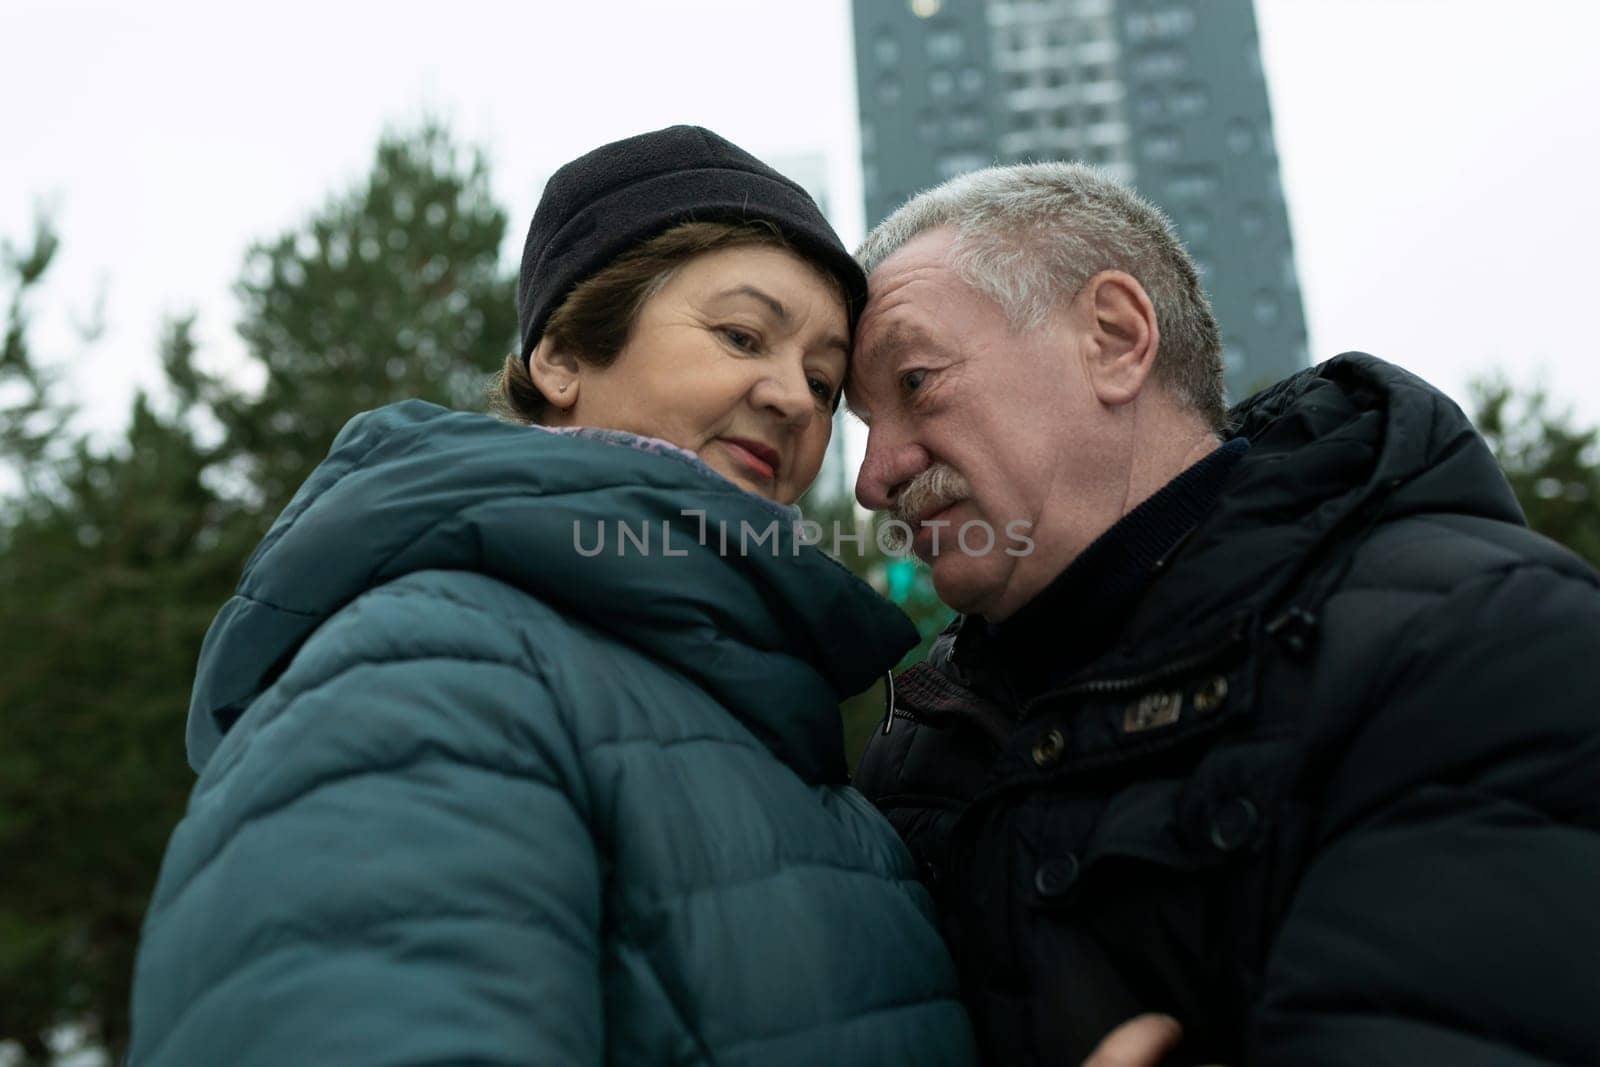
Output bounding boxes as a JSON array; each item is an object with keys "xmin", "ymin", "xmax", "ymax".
[{"xmin": 490, "ymin": 219, "xmax": 841, "ymax": 423}]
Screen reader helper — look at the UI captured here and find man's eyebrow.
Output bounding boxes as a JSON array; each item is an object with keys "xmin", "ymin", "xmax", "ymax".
[
  {"xmin": 859, "ymin": 321, "xmax": 939, "ymax": 367},
  {"xmin": 846, "ymin": 322, "xmax": 947, "ymax": 424}
]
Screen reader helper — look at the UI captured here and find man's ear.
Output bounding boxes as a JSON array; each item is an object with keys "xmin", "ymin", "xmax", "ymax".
[
  {"xmin": 527, "ymin": 337, "xmax": 581, "ymax": 412},
  {"xmin": 1080, "ymin": 270, "xmax": 1159, "ymax": 407}
]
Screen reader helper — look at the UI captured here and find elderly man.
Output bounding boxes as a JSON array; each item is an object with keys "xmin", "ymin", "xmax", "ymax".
[{"xmin": 846, "ymin": 163, "xmax": 1600, "ymax": 1066}]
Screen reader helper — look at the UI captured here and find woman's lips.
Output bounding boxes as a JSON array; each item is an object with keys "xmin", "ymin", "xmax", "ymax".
[{"xmin": 718, "ymin": 438, "xmax": 779, "ymax": 482}]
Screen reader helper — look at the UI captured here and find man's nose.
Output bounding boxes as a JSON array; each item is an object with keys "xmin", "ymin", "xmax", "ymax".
[{"xmin": 855, "ymin": 428, "xmax": 927, "ymax": 511}]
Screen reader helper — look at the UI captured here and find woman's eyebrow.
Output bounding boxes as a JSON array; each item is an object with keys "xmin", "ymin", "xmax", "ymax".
[
  {"xmin": 711, "ymin": 286, "xmax": 848, "ymax": 356},
  {"xmin": 710, "ymin": 285, "xmax": 789, "ymax": 321}
]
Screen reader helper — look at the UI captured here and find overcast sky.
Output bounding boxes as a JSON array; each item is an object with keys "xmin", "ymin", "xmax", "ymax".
[{"xmin": 5, "ymin": 0, "xmax": 1598, "ymax": 448}]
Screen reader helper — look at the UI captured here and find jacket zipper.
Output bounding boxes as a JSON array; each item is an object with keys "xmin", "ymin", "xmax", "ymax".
[
  {"xmin": 1016, "ymin": 619, "xmax": 1249, "ymax": 720},
  {"xmin": 882, "ymin": 615, "xmax": 1272, "ymax": 736}
]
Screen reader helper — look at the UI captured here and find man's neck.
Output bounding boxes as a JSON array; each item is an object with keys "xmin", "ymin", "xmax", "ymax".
[
  {"xmin": 960, "ymin": 436, "xmax": 1249, "ymax": 703},
  {"xmin": 987, "ymin": 398, "xmax": 1221, "ymax": 623}
]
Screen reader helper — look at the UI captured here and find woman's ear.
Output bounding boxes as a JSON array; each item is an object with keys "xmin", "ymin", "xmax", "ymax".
[{"xmin": 527, "ymin": 337, "xmax": 581, "ymax": 411}]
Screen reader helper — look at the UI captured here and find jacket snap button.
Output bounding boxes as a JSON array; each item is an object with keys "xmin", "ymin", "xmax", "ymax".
[
  {"xmin": 1031, "ymin": 728, "xmax": 1065, "ymax": 768},
  {"xmin": 1193, "ymin": 675, "xmax": 1229, "ymax": 713},
  {"xmin": 1034, "ymin": 854, "xmax": 1080, "ymax": 898},
  {"xmin": 1209, "ymin": 797, "xmax": 1259, "ymax": 852}
]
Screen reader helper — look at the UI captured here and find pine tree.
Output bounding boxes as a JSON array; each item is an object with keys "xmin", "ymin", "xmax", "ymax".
[
  {"xmin": 1473, "ymin": 376, "xmax": 1600, "ymax": 567},
  {"xmin": 0, "ymin": 120, "xmax": 517, "ymax": 1061},
  {"xmin": 202, "ymin": 120, "xmax": 517, "ymax": 515},
  {"xmin": 0, "ymin": 213, "xmax": 74, "ymax": 510}
]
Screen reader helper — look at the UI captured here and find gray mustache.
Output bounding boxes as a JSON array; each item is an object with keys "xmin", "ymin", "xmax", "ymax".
[{"xmin": 884, "ymin": 465, "xmax": 972, "ymax": 551}]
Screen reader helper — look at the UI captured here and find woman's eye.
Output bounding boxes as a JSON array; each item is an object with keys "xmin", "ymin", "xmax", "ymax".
[
  {"xmin": 901, "ymin": 369, "xmax": 927, "ymax": 393},
  {"xmin": 721, "ymin": 327, "xmax": 760, "ymax": 352},
  {"xmin": 808, "ymin": 376, "xmax": 836, "ymax": 403}
]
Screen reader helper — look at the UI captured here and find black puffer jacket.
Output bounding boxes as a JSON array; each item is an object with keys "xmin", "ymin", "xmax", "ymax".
[{"xmin": 855, "ymin": 354, "xmax": 1600, "ymax": 1066}]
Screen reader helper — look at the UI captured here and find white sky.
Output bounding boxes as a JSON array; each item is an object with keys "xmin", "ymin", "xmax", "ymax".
[{"xmin": 4, "ymin": 0, "xmax": 1599, "ymax": 449}]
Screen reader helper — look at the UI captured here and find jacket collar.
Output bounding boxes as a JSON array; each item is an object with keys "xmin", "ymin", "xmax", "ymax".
[
  {"xmin": 187, "ymin": 401, "xmax": 918, "ymax": 783},
  {"xmin": 918, "ymin": 353, "xmax": 1522, "ymax": 705}
]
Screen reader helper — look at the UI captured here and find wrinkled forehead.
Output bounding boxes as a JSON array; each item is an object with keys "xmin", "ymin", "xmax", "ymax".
[{"xmin": 844, "ymin": 319, "xmax": 948, "ymax": 425}]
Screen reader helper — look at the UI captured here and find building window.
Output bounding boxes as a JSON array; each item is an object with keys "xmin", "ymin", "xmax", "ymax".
[
  {"xmin": 937, "ymin": 152, "xmax": 990, "ymax": 179},
  {"xmin": 1142, "ymin": 128, "xmax": 1181, "ymax": 162},
  {"xmin": 1254, "ymin": 291, "xmax": 1280, "ymax": 324},
  {"xmin": 1130, "ymin": 88, "xmax": 1164, "ymax": 122},
  {"xmin": 1169, "ymin": 82, "xmax": 1208, "ymax": 117},
  {"xmin": 959, "ymin": 66, "xmax": 984, "ymax": 93},
  {"xmin": 927, "ymin": 28, "xmax": 964, "ymax": 61},
  {"xmin": 1221, "ymin": 341, "xmax": 1244, "ymax": 375},
  {"xmin": 873, "ymin": 32, "xmax": 899, "ymax": 66},
  {"xmin": 929, "ymin": 68, "xmax": 954, "ymax": 96},
  {"xmin": 1225, "ymin": 118, "xmax": 1255, "ymax": 155},
  {"xmin": 1126, "ymin": 8, "xmax": 1195, "ymax": 42},
  {"xmin": 1166, "ymin": 166, "xmax": 1219, "ymax": 201},
  {"xmin": 877, "ymin": 74, "xmax": 903, "ymax": 106},
  {"xmin": 950, "ymin": 110, "xmax": 986, "ymax": 140},
  {"xmin": 1131, "ymin": 50, "xmax": 1184, "ymax": 79},
  {"xmin": 1240, "ymin": 202, "xmax": 1266, "ymax": 238}
]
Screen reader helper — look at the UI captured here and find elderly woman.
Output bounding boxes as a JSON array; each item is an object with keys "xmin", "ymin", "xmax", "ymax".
[{"xmin": 127, "ymin": 127, "xmax": 975, "ymax": 1065}]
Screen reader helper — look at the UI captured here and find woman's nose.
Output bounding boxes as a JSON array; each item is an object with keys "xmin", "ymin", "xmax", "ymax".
[{"xmin": 751, "ymin": 364, "xmax": 816, "ymax": 426}]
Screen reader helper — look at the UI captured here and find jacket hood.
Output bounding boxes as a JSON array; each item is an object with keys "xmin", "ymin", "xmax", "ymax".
[
  {"xmin": 186, "ymin": 401, "xmax": 917, "ymax": 780},
  {"xmin": 1102, "ymin": 352, "xmax": 1525, "ymax": 663}
]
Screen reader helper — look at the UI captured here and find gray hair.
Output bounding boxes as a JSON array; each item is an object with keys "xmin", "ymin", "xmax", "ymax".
[{"xmin": 857, "ymin": 162, "xmax": 1226, "ymax": 432}]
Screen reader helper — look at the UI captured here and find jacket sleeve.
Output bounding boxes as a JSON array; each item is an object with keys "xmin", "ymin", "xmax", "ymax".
[
  {"xmin": 1251, "ymin": 561, "xmax": 1600, "ymax": 1066},
  {"xmin": 129, "ymin": 590, "xmax": 603, "ymax": 1066}
]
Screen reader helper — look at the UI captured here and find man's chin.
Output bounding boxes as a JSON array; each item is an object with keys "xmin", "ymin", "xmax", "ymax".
[{"xmin": 927, "ymin": 552, "xmax": 1008, "ymax": 618}]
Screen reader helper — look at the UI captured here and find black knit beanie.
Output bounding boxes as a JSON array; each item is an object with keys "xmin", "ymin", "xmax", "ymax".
[{"xmin": 516, "ymin": 125, "xmax": 867, "ymax": 362}]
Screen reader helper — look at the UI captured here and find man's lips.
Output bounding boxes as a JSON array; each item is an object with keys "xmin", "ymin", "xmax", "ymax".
[
  {"xmin": 908, "ymin": 500, "xmax": 968, "ymax": 556},
  {"xmin": 719, "ymin": 437, "xmax": 780, "ymax": 481},
  {"xmin": 913, "ymin": 501, "xmax": 962, "ymax": 527}
]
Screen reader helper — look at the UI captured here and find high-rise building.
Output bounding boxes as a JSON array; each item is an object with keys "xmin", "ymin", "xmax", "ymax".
[{"xmin": 853, "ymin": 0, "xmax": 1308, "ymax": 399}]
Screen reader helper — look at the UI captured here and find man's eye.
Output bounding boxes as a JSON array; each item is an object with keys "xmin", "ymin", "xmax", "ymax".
[
  {"xmin": 720, "ymin": 327, "xmax": 760, "ymax": 352},
  {"xmin": 901, "ymin": 369, "xmax": 927, "ymax": 393}
]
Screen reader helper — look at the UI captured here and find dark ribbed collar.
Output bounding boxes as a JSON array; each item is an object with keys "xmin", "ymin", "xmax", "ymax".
[{"xmin": 954, "ymin": 437, "xmax": 1249, "ymax": 705}]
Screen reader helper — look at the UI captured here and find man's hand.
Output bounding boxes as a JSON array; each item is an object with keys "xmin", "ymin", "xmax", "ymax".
[{"xmin": 1081, "ymin": 1014, "xmax": 1184, "ymax": 1067}]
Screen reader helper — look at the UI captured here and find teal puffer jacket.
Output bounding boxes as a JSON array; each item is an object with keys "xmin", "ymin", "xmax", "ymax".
[{"xmin": 129, "ymin": 402, "xmax": 975, "ymax": 1066}]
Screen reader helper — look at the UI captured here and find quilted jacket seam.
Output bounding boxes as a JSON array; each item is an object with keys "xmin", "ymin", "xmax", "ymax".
[{"xmin": 153, "ymin": 748, "xmax": 579, "ymax": 926}]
